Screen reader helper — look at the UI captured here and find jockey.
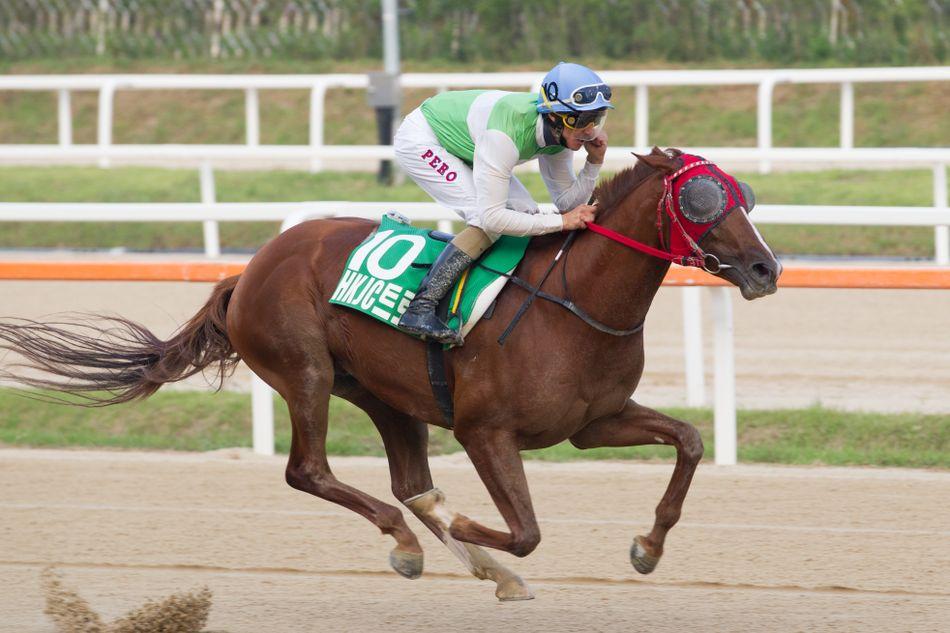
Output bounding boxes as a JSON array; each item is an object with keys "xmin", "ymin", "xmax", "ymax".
[{"xmin": 394, "ymin": 61, "xmax": 613, "ymax": 344}]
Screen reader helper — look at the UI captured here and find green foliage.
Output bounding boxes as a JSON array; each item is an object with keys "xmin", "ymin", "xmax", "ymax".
[{"xmin": 0, "ymin": 0, "xmax": 945, "ymax": 65}]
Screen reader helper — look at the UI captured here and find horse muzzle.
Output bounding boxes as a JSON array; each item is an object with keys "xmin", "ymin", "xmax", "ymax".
[{"xmin": 735, "ymin": 258, "xmax": 781, "ymax": 300}]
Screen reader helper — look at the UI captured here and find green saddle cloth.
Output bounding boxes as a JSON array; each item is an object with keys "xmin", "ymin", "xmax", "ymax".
[{"xmin": 329, "ymin": 213, "xmax": 529, "ymax": 336}]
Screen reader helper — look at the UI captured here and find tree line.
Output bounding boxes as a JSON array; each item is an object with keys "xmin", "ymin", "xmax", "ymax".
[{"xmin": 0, "ymin": 0, "xmax": 945, "ymax": 65}]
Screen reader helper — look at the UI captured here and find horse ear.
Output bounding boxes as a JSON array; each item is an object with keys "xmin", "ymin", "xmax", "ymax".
[{"xmin": 633, "ymin": 150, "xmax": 677, "ymax": 174}]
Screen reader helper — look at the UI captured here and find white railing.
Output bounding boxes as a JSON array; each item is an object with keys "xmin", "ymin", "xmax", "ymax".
[
  {"xmin": 1, "ymin": 67, "xmax": 948, "ymax": 171},
  {"xmin": 2, "ymin": 149, "xmax": 945, "ymax": 263},
  {"xmin": 3, "ymin": 196, "xmax": 950, "ymax": 463}
]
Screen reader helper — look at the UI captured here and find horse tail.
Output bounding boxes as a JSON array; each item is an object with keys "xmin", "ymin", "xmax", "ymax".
[{"xmin": 0, "ymin": 275, "xmax": 242, "ymax": 406}]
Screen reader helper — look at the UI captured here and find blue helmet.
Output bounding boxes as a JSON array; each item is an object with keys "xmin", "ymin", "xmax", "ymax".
[{"xmin": 537, "ymin": 62, "xmax": 614, "ymax": 114}]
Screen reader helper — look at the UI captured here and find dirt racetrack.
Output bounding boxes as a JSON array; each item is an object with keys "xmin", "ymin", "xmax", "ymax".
[{"xmin": 1, "ymin": 448, "xmax": 948, "ymax": 632}]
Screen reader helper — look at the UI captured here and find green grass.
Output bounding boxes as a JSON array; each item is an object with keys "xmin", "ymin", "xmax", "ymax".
[
  {"xmin": 0, "ymin": 388, "xmax": 946, "ymax": 469},
  {"xmin": 0, "ymin": 166, "xmax": 942, "ymax": 258}
]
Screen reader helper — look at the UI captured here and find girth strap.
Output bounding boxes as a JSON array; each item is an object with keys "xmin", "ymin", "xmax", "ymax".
[{"xmin": 426, "ymin": 339, "xmax": 454, "ymax": 428}]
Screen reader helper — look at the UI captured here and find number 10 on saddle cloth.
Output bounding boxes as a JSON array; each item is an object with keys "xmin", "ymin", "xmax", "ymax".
[{"xmin": 329, "ymin": 213, "xmax": 530, "ymax": 342}]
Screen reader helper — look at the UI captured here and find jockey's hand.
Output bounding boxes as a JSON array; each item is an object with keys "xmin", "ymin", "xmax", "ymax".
[
  {"xmin": 583, "ymin": 129, "xmax": 608, "ymax": 164},
  {"xmin": 562, "ymin": 204, "xmax": 598, "ymax": 230}
]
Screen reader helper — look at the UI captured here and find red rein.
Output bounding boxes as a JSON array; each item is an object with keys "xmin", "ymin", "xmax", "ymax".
[{"xmin": 587, "ymin": 158, "xmax": 720, "ymax": 270}]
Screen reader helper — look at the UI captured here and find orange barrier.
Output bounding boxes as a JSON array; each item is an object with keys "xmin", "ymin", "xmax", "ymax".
[
  {"xmin": 1, "ymin": 260, "xmax": 950, "ymax": 289},
  {"xmin": 663, "ymin": 265, "xmax": 950, "ymax": 289},
  {"xmin": 0, "ymin": 260, "xmax": 244, "ymax": 282}
]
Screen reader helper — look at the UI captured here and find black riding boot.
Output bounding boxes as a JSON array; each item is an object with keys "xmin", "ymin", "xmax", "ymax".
[{"xmin": 397, "ymin": 244, "xmax": 473, "ymax": 344}]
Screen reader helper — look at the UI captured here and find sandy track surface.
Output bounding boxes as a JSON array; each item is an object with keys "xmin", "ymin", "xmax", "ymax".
[
  {"xmin": 0, "ymin": 448, "xmax": 948, "ymax": 632},
  {"xmin": 2, "ymin": 279, "xmax": 949, "ymax": 413}
]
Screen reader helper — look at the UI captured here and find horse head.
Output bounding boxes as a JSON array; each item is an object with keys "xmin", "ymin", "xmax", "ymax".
[{"xmin": 631, "ymin": 147, "xmax": 781, "ymax": 300}]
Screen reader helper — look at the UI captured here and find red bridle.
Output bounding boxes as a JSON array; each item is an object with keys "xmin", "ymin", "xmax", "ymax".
[{"xmin": 587, "ymin": 157, "xmax": 738, "ymax": 273}]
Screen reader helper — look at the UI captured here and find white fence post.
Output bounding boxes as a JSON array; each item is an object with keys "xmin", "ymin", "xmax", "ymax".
[
  {"xmin": 710, "ymin": 286, "xmax": 737, "ymax": 466},
  {"xmin": 97, "ymin": 81, "xmax": 115, "ymax": 168},
  {"xmin": 840, "ymin": 81, "xmax": 854, "ymax": 150},
  {"xmin": 756, "ymin": 78, "xmax": 775, "ymax": 174},
  {"xmin": 635, "ymin": 84, "xmax": 649, "ymax": 148},
  {"xmin": 245, "ymin": 88, "xmax": 260, "ymax": 146},
  {"xmin": 57, "ymin": 90, "xmax": 72, "ymax": 146},
  {"xmin": 309, "ymin": 82, "xmax": 327, "ymax": 172},
  {"xmin": 199, "ymin": 163, "xmax": 221, "ymax": 258},
  {"xmin": 936, "ymin": 163, "xmax": 949, "ymax": 265},
  {"xmin": 251, "ymin": 374, "xmax": 275, "ymax": 456},
  {"xmin": 682, "ymin": 286, "xmax": 705, "ymax": 406}
]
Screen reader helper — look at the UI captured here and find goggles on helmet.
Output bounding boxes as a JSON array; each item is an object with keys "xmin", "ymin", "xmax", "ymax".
[{"xmin": 567, "ymin": 83, "xmax": 612, "ymax": 106}]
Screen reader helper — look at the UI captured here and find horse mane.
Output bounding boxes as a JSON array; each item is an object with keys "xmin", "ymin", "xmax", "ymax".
[{"xmin": 592, "ymin": 147, "xmax": 682, "ymax": 217}]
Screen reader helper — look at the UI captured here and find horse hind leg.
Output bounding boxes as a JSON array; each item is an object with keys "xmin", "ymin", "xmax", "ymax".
[
  {"xmin": 404, "ymin": 488, "xmax": 534, "ymax": 601},
  {"xmin": 340, "ymin": 382, "xmax": 532, "ymax": 601},
  {"xmin": 256, "ymin": 352, "xmax": 425, "ymax": 580}
]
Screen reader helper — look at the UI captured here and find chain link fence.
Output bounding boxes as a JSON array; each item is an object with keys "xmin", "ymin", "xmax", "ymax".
[{"xmin": 0, "ymin": 0, "xmax": 946, "ymax": 64}]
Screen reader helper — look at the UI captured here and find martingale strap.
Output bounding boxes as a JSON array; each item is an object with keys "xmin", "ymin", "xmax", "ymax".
[
  {"xmin": 503, "ymin": 274, "xmax": 645, "ymax": 337},
  {"xmin": 492, "ymin": 232, "xmax": 645, "ymax": 346}
]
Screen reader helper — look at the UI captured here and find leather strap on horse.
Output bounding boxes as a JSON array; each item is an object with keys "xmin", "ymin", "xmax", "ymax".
[
  {"xmin": 493, "ymin": 230, "xmax": 645, "ymax": 345},
  {"xmin": 426, "ymin": 340, "xmax": 454, "ymax": 428},
  {"xmin": 502, "ymin": 273, "xmax": 645, "ymax": 337},
  {"xmin": 497, "ymin": 231, "xmax": 578, "ymax": 346}
]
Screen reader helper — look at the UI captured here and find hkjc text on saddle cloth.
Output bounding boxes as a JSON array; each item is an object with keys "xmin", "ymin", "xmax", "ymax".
[{"xmin": 329, "ymin": 213, "xmax": 530, "ymax": 346}]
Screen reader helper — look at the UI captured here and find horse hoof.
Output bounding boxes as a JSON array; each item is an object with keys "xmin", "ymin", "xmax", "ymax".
[
  {"xmin": 495, "ymin": 575, "xmax": 534, "ymax": 601},
  {"xmin": 630, "ymin": 535, "xmax": 661, "ymax": 575},
  {"xmin": 389, "ymin": 548, "xmax": 423, "ymax": 579}
]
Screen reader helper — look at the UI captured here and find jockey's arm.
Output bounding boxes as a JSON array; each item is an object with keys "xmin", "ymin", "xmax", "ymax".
[
  {"xmin": 538, "ymin": 143, "xmax": 603, "ymax": 213},
  {"xmin": 473, "ymin": 130, "xmax": 565, "ymax": 237}
]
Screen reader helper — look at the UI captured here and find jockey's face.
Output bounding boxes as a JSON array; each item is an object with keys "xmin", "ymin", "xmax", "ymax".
[{"xmin": 560, "ymin": 123, "xmax": 598, "ymax": 150}]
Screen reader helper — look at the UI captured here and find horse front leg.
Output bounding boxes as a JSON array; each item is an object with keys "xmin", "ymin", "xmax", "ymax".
[
  {"xmin": 450, "ymin": 427, "xmax": 542, "ymax": 559},
  {"xmin": 570, "ymin": 400, "xmax": 704, "ymax": 574}
]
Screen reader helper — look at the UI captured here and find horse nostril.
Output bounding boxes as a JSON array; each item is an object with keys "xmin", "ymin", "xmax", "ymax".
[{"xmin": 751, "ymin": 262, "xmax": 776, "ymax": 285}]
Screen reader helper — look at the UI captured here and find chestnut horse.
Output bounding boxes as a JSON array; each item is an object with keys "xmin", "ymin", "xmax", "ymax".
[{"xmin": 0, "ymin": 148, "xmax": 779, "ymax": 600}]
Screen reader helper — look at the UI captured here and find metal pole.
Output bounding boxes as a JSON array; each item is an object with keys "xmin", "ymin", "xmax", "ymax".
[
  {"xmin": 380, "ymin": 0, "xmax": 401, "ymax": 184},
  {"xmin": 251, "ymin": 373, "xmax": 275, "ymax": 456},
  {"xmin": 840, "ymin": 81, "xmax": 854, "ymax": 150},
  {"xmin": 635, "ymin": 85, "xmax": 649, "ymax": 148},
  {"xmin": 756, "ymin": 79, "xmax": 775, "ymax": 175},
  {"xmin": 382, "ymin": 0, "xmax": 400, "ymax": 76},
  {"xmin": 97, "ymin": 82, "xmax": 115, "ymax": 168},
  {"xmin": 935, "ymin": 163, "xmax": 949, "ymax": 265},
  {"xmin": 57, "ymin": 90, "xmax": 72, "ymax": 147},
  {"xmin": 682, "ymin": 286, "xmax": 705, "ymax": 406},
  {"xmin": 200, "ymin": 163, "xmax": 221, "ymax": 258},
  {"xmin": 309, "ymin": 83, "xmax": 327, "ymax": 173},
  {"xmin": 710, "ymin": 287, "xmax": 737, "ymax": 466},
  {"xmin": 245, "ymin": 88, "xmax": 260, "ymax": 146}
]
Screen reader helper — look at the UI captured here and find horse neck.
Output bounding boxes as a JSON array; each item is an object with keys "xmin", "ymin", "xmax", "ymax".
[{"xmin": 563, "ymin": 179, "xmax": 672, "ymax": 330}]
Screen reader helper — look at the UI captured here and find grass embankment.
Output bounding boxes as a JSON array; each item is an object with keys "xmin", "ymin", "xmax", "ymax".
[
  {"xmin": 0, "ymin": 167, "xmax": 941, "ymax": 258},
  {"xmin": 0, "ymin": 388, "xmax": 946, "ymax": 469}
]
